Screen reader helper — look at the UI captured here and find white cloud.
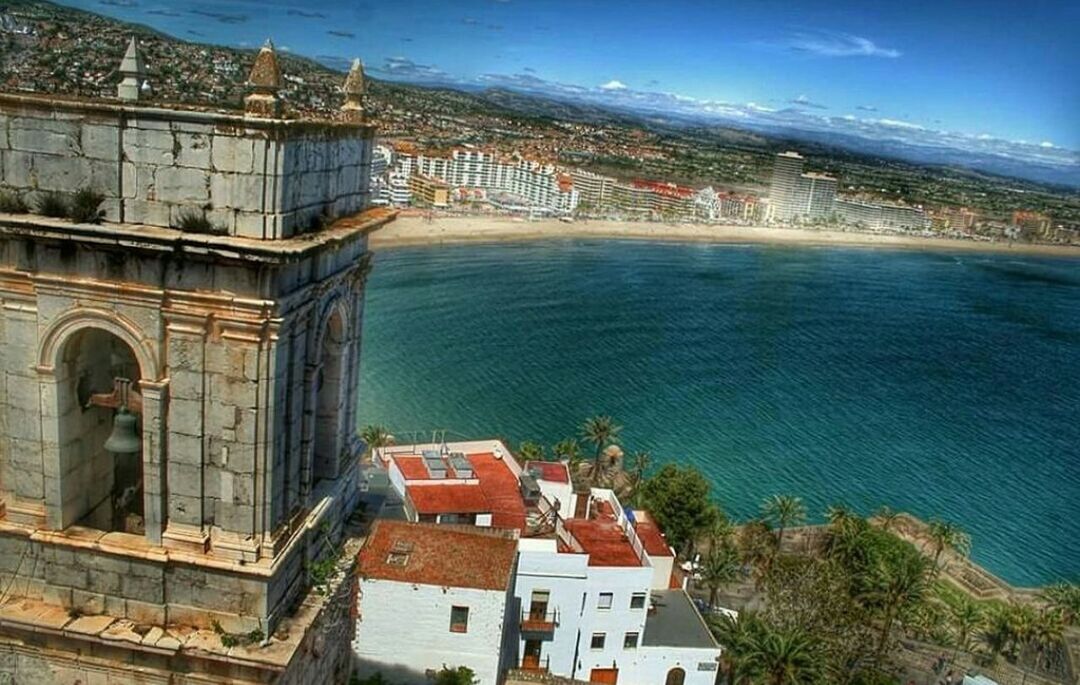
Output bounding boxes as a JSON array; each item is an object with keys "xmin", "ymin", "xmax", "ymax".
[
  {"xmin": 871, "ymin": 118, "xmax": 925, "ymax": 130},
  {"xmin": 1039, "ymin": 141, "xmax": 1055, "ymax": 148},
  {"xmin": 767, "ymin": 30, "xmax": 901, "ymax": 58},
  {"xmin": 599, "ymin": 80, "xmax": 627, "ymax": 91}
]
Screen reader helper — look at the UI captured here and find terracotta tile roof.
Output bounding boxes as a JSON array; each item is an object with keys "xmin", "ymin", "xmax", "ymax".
[
  {"xmin": 407, "ymin": 484, "xmax": 490, "ymax": 514},
  {"xmin": 633, "ymin": 512, "xmax": 674, "ymax": 558},
  {"xmin": 563, "ymin": 517, "xmax": 641, "ymax": 567},
  {"xmin": 468, "ymin": 453, "xmax": 527, "ymax": 530},
  {"xmin": 525, "ymin": 461, "xmax": 570, "ymax": 484},
  {"xmin": 358, "ymin": 520, "xmax": 518, "ymax": 591},
  {"xmin": 394, "ymin": 456, "xmax": 429, "ymax": 480}
]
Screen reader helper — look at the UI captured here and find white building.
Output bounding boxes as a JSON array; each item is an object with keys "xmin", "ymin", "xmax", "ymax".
[
  {"xmin": 353, "ymin": 520, "xmax": 520, "ymax": 685},
  {"xmin": 360, "ymin": 440, "xmax": 722, "ymax": 685}
]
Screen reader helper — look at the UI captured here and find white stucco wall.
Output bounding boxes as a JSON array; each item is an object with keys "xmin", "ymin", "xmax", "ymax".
[
  {"xmin": 631, "ymin": 646, "xmax": 721, "ymax": 685},
  {"xmin": 354, "ymin": 578, "xmax": 509, "ymax": 685},
  {"xmin": 513, "ymin": 540, "xmax": 590, "ymax": 675},
  {"xmin": 573, "ymin": 565, "xmax": 656, "ymax": 679}
]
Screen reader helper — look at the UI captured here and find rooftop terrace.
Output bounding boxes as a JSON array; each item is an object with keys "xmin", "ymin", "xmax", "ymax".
[{"xmin": 641, "ymin": 589, "xmax": 718, "ymax": 649}]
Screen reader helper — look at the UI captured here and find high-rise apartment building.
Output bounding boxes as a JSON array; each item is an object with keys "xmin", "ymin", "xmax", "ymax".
[{"xmin": 768, "ymin": 151, "xmax": 805, "ymax": 221}]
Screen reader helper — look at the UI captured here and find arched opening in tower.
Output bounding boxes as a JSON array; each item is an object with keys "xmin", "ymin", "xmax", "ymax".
[
  {"xmin": 313, "ymin": 309, "xmax": 346, "ymax": 485},
  {"xmin": 56, "ymin": 328, "xmax": 145, "ymax": 534}
]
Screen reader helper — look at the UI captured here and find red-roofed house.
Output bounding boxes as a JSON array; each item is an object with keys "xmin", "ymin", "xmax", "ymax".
[{"xmin": 353, "ymin": 520, "xmax": 519, "ymax": 684}]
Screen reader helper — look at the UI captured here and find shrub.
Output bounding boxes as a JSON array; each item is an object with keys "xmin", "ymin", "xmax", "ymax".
[
  {"xmin": 0, "ymin": 189, "xmax": 29, "ymax": 214},
  {"xmin": 35, "ymin": 191, "xmax": 69, "ymax": 218},
  {"xmin": 175, "ymin": 208, "xmax": 224, "ymax": 235},
  {"xmin": 69, "ymin": 188, "xmax": 105, "ymax": 224}
]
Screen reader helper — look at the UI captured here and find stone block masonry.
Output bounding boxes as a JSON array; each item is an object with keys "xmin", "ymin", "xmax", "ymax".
[{"xmin": 0, "ymin": 93, "xmax": 374, "ymax": 240}]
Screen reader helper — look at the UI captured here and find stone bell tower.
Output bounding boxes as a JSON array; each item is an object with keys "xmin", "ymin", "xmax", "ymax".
[{"xmin": 0, "ymin": 42, "xmax": 391, "ymax": 683}]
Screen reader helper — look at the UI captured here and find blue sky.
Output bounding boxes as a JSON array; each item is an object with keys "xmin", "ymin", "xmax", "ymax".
[{"xmin": 75, "ymin": 0, "xmax": 1079, "ymax": 155}]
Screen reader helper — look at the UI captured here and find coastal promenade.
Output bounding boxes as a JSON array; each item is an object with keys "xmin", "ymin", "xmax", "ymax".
[{"xmin": 371, "ymin": 215, "xmax": 1080, "ymax": 257}]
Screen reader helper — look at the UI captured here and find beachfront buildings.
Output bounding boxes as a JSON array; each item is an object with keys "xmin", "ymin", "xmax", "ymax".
[
  {"xmin": 354, "ymin": 440, "xmax": 722, "ymax": 685},
  {"xmin": 769, "ymin": 150, "xmax": 929, "ymax": 230}
]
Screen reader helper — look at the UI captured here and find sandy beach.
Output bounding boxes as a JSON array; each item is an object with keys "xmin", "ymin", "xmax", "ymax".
[{"xmin": 371, "ymin": 214, "xmax": 1080, "ymax": 258}]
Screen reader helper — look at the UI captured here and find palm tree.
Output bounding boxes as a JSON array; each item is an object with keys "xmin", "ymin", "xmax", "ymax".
[
  {"xmin": 1005, "ymin": 601, "xmax": 1036, "ymax": 658},
  {"xmin": 871, "ymin": 552, "xmax": 933, "ymax": 669},
  {"xmin": 874, "ymin": 505, "xmax": 900, "ymax": 532},
  {"xmin": 1039, "ymin": 582, "xmax": 1080, "ymax": 625},
  {"xmin": 580, "ymin": 415, "xmax": 621, "ymax": 484},
  {"xmin": 927, "ymin": 519, "xmax": 971, "ymax": 570},
  {"xmin": 949, "ymin": 595, "xmax": 984, "ymax": 656},
  {"xmin": 360, "ymin": 425, "xmax": 392, "ymax": 460},
  {"xmin": 699, "ymin": 541, "xmax": 742, "ymax": 609},
  {"xmin": 518, "ymin": 441, "xmax": 545, "ymax": 463},
  {"xmin": 981, "ymin": 604, "xmax": 1012, "ymax": 663},
  {"xmin": 825, "ymin": 503, "xmax": 853, "ymax": 527},
  {"xmin": 1030, "ymin": 609, "xmax": 1065, "ymax": 670},
  {"xmin": 761, "ymin": 495, "xmax": 806, "ymax": 553},
  {"xmin": 624, "ymin": 450, "xmax": 651, "ymax": 506},
  {"xmin": 552, "ymin": 437, "xmax": 582, "ymax": 465},
  {"xmin": 753, "ymin": 627, "xmax": 822, "ymax": 685},
  {"xmin": 709, "ymin": 612, "xmax": 766, "ymax": 685}
]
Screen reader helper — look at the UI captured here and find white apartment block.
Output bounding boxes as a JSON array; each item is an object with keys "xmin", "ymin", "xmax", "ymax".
[
  {"xmin": 357, "ymin": 440, "xmax": 722, "ymax": 685},
  {"xmin": 412, "ymin": 150, "xmax": 579, "ymax": 214}
]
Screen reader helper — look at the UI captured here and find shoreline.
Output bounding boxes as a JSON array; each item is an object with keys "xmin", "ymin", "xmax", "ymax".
[{"xmin": 372, "ymin": 215, "xmax": 1080, "ymax": 258}]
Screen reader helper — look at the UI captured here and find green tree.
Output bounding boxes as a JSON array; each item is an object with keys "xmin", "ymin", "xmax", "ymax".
[
  {"xmin": 517, "ymin": 441, "xmax": 545, "ymax": 463},
  {"xmin": 752, "ymin": 627, "xmax": 822, "ymax": 685},
  {"xmin": 738, "ymin": 519, "xmax": 778, "ymax": 578},
  {"xmin": 433, "ymin": 666, "xmax": 478, "ymax": 685},
  {"xmin": 949, "ymin": 595, "xmax": 984, "ymax": 655},
  {"xmin": 552, "ymin": 438, "xmax": 582, "ymax": 465},
  {"xmin": 761, "ymin": 495, "xmax": 806, "ymax": 553},
  {"xmin": 709, "ymin": 612, "xmax": 767, "ymax": 685},
  {"xmin": 580, "ymin": 415, "xmax": 621, "ymax": 484},
  {"xmin": 869, "ymin": 552, "xmax": 933, "ymax": 669},
  {"xmin": 625, "ymin": 450, "xmax": 652, "ymax": 506},
  {"xmin": 360, "ymin": 425, "xmax": 392, "ymax": 460},
  {"xmin": 1039, "ymin": 582, "xmax": 1080, "ymax": 625},
  {"xmin": 700, "ymin": 540, "xmax": 742, "ymax": 609},
  {"xmin": 927, "ymin": 519, "xmax": 971, "ymax": 570},
  {"xmin": 637, "ymin": 463, "xmax": 719, "ymax": 555}
]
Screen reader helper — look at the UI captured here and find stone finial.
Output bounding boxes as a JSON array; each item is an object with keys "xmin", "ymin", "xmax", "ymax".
[
  {"xmin": 117, "ymin": 36, "xmax": 147, "ymax": 101},
  {"xmin": 244, "ymin": 39, "xmax": 283, "ymax": 118},
  {"xmin": 341, "ymin": 58, "xmax": 365, "ymax": 122}
]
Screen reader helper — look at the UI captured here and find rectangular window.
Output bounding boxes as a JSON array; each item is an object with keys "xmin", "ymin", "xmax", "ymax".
[
  {"xmin": 590, "ymin": 633, "xmax": 606, "ymax": 650},
  {"xmin": 623, "ymin": 632, "xmax": 639, "ymax": 649},
  {"xmin": 597, "ymin": 592, "xmax": 613, "ymax": 610},
  {"xmin": 449, "ymin": 606, "xmax": 469, "ymax": 633},
  {"xmin": 630, "ymin": 593, "xmax": 647, "ymax": 609}
]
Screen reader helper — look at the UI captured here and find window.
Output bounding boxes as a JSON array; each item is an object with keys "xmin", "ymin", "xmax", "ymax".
[
  {"xmin": 449, "ymin": 606, "xmax": 469, "ymax": 633},
  {"xmin": 623, "ymin": 632, "xmax": 639, "ymax": 649},
  {"xmin": 597, "ymin": 592, "xmax": 613, "ymax": 610},
  {"xmin": 630, "ymin": 593, "xmax": 647, "ymax": 609},
  {"xmin": 590, "ymin": 633, "xmax": 606, "ymax": 650}
]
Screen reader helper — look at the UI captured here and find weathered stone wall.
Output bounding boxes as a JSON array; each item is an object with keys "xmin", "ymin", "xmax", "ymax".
[
  {"xmin": 0, "ymin": 208, "xmax": 385, "ymax": 632},
  {"xmin": 0, "ymin": 94, "xmax": 374, "ymax": 239}
]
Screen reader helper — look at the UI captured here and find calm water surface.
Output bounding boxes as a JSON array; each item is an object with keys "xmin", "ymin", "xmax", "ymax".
[{"xmin": 357, "ymin": 240, "xmax": 1080, "ymax": 586}]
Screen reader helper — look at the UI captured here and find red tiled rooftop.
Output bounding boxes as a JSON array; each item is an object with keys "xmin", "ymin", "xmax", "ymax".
[
  {"xmin": 525, "ymin": 461, "xmax": 570, "ymax": 484},
  {"xmin": 358, "ymin": 520, "xmax": 517, "ymax": 591},
  {"xmin": 633, "ymin": 512, "xmax": 674, "ymax": 558},
  {"xmin": 469, "ymin": 453, "xmax": 527, "ymax": 530},
  {"xmin": 407, "ymin": 484, "xmax": 489, "ymax": 514},
  {"xmin": 563, "ymin": 517, "xmax": 641, "ymax": 567},
  {"xmin": 394, "ymin": 457, "xmax": 430, "ymax": 480}
]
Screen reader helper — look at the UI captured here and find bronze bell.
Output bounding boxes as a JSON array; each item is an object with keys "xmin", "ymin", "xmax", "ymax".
[{"xmin": 104, "ymin": 407, "xmax": 141, "ymax": 454}]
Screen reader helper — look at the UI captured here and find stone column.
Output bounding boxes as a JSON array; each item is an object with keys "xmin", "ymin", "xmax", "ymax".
[
  {"xmin": 140, "ymin": 379, "xmax": 168, "ymax": 545},
  {"xmin": 162, "ymin": 315, "xmax": 210, "ymax": 553}
]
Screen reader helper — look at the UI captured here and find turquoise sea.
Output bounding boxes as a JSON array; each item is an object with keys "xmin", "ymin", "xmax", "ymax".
[{"xmin": 356, "ymin": 240, "xmax": 1080, "ymax": 587}]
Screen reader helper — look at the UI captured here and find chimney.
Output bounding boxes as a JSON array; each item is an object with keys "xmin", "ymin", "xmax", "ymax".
[
  {"xmin": 244, "ymin": 39, "xmax": 283, "ymax": 118},
  {"xmin": 117, "ymin": 36, "xmax": 146, "ymax": 101},
  {"xmin": 341, "ymin": 58, "xmax": 365, "ymax": 122}
]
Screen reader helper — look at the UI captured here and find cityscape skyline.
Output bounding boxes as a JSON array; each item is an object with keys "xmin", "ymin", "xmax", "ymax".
[{"xmin": 57, "ymin": 0, "xmax": 1080, "ymax": 172}]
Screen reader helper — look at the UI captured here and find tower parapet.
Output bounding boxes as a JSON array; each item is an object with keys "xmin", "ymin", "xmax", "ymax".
[{"xmin": 117, "ymin": 36, "xmax": 147, "ymax": 101}]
